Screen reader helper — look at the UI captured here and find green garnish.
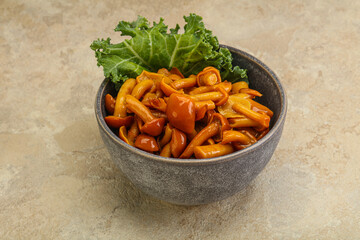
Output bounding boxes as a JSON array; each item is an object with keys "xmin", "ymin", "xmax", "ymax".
[{"xmin": 91, "ymin": 13, "xmax": 247, "ymax": 90}]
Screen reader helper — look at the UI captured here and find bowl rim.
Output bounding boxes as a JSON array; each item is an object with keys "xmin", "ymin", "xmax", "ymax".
[{"xmin": 95, "ymin": 45, "xmax": 287, "ymax": 166}]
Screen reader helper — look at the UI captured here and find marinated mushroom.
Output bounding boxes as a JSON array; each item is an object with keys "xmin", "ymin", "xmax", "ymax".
[
  {"xmin": 103, "ymin": 66, "xmax": 273, "ymax": 159},
  {"xmin": 166, "ymin": 93, "xmax": 195, "ymax": 134}
]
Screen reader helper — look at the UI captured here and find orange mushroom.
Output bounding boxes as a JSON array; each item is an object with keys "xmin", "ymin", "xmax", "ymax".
[
  {"xmin": 113, "ymin": 78, "xmax": 137, "ymax": 117},
  {"xmin": 228, "ymin": 117, "xmax": 260, "ymax": 128},
  {"xmin": 170, "ymin": 128, "xmax": 187, "ymax": 158},
  {"xmin": 248, "ymin": 99, "xmax": 274, "ymax": 117},
  {"xmin": 119, "ymin": 126, "xmax": 131, "ymax": 145},
  {"xmin": 104, "ymin": 115, "xmax": 134, "ymax": 128},
  {"xmin": 221, "ymin": 130, "xmax": 253, "ymax": 145},
  {"xmin": 160, "ymin": 143, "xmax": 171, "ymax": 157},
  {"xmin": 105, "ymin": 94, "xmax": 116, "ymax": 114},
  {"xmin": 196, "ymin": 66, "xmax": 221, "ymax": 86},
  {"xmin": 231, "ymin": 81, "xmax": 249, "ymax": 94},
  {"xmin": 214, "ymin": 86, "xmax": 229, "ymax": 106},
  {"xmin": 239, "ymin": 88, "xmax": 262, "ymax": 97},
  {"xmin": 195, "ymin": 105, "xmax": 208, "ymax": 121},
  {"xmin": 170, "ymin": 67, "xmax": 184, "ymax": 78},
  {"xmin": 166, "ymin": 93, "xmax": 196, "ymax": 134},
  {"xmin": 188, "ymin": 81, "xmax": 232, "ymax": 95},
  {"xmin": 159, "ymin": 123, "xmax": 173, "ymax": 147},
  {"xmin": 194, "ymin": 100, "xmax": 216, "ymax": 112},
  {"xmin": 149, "ymin": 98, "xmax": 167, "ymax": 112},
  {"xmin": 131, "ymin": 79, "xmax": 154, "ymax": 99},
  {"xmin": 125, "ymin": 95, "xmax": 165, "ymax": 136},
  {"xmin": 127, "ymin": 119, "xmax": 140, "ymax": 145},
  {"xmin": 179, "ymin": 121, "xmax": 220, "ymax": 159},
  {"xmin": 179, "ymin": 113, "xmax": 228, "ymax": 158},
  {"xmin": 209, "ymin": 113, "xmax": 231, "ymax": 142},
  {"xmin": 160, "ymin": 77, "xmax": 184, "ymax": 96},
  {"xmin": 134, "ymin": 134, "xmax": 159, "ymax": 152},
  {"xmin": 170, "ymin": 75, "xmax": 197, "ymax": 89},
  {"xmin": 194, "ymin": 143, "xmax": 234, "ymax": 159},
  {"xmin": 188, "ymin": 91, "xmax": 224, "ymax": 102},
  {"xmin": 232, "ymin": 103, "xmax": 270, "ymax": 128}
]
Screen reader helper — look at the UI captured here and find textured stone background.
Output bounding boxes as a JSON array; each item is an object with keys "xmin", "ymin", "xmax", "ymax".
[{"xmin": 1, "ymin": 0, "xmax": 359, "ymax": 239}]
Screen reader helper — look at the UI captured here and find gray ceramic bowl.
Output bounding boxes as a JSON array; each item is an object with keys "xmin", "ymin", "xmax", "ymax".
[{"xmin": 95, "ymin": 45, "xmax": 287, "ymax": 205}]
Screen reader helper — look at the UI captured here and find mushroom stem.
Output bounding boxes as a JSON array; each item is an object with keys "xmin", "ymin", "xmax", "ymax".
[
  {"xmin": 189, "ymin": 91, "xmax": 223, "ymax": 102},
  {"xmin": 160, "ymin": 143, "xmax": 171, "ymax": 157},
  {"xmin": 114, "ymin": 78, "xmax": 136, "ymax": 117},
  {"xmin": 105, "ymin": 94, "xmax": 116, "ymax": 114},
  {"xmin": 232, "ymin": 103, "xmax": 270, "ymax": 128},
  {"xmin": 131, "ymin": 79, "xmax": 154, "ymax": 99},
  {"xmin": 248, "ymin": 99, "xmax": 274, "ymax": 117},
  {"xmin": 221, "ymin": 130, "xmax": 253, "ymax": 145},
  {"xmin": 228, "ymin": 117, "xmax": 260, "ymax": 128},
  {"xmin": 179, "ymin": 121, "xmax": 220, "ymax": 159},
  {"xmin": 125, "ymin": 95, "xmax": 165, "ymax": 136},
  {"xmin": 194, "ymin": 143, "xmax": 234, "ymax": 159},
  {"xmin": 125, "ymin": 95, "xmax": 155, "ymax": 123},
  {"xmin": 189, "ymin": 82, "xmax": 232, "ymax": 95},
  {"xmin": 170, "ymin": 76, "xmax": 197, "ymax": 89}
]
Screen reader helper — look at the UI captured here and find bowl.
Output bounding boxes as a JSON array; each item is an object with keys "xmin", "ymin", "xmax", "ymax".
[{"xmin": 94, "ymin": 45, "xmax": 287, "ymax": 205}]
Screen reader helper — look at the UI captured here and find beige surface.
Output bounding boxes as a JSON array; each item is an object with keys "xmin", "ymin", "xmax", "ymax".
[{"xmin": 1, "ymin": 0, "xmax": 359, "ymax": 239}]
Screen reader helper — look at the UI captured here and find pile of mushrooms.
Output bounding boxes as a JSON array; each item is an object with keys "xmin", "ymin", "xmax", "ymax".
[{"xmin": 104, "ymin": 66, "xmax": 273, "ymax": 159}]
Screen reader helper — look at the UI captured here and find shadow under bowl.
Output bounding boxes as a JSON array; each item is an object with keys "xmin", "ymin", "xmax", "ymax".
[{"xmin": 94, "ymin": 45, "xmax": 287, "ymax": 205}]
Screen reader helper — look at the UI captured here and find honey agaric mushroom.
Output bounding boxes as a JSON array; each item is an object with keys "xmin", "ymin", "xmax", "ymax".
[
  {"xmin": 240, "ymin": 129, "xmax": 257, "ymax": 144},
  {"xmin": 160, "ymin": 77, "xmax": 184, "ymax": 96},
  {"xmin": 209, "ymin": 113, "xmax": 231, "ymax": 142},
  {"xmin": 170, "ymin": 75, "xmax": 197, "ymax": 89},
  {"xmin": 150, "ymin": 110, "xmax": 168, "ymax": 120},
  {"xmin": 179, "ymin": 121, "xmax": 220, "ymax": 159},
  {"xmin": 149, "ymin": 98, "xmax": 167, "ymax": 112},
  {"xmin": 188, "ymin": 81, "xmax": 232, "ymax": 95},
  {"xmin": 195, "ymin": 105, "xmax": 208, "ymax": 121},
  {"xmin": 157, "ymin": 68, "xmax": 171, "ymax": 76},
  {"xmin": 248, "ymin": 99, "xmax": 274, "ymax": 117},
  {"xmin": 160, "ymin": 143, "xmax": 171, "ymax": 157},
  {"xmin": 217, "ymin": 95, "xmax": 251, "ymax": 119},
  {"xmin": 196, "ymin": 66, "xmax": 221, "ymax": 86},
  {"xmin": 232, "ymin": 103, "xmax": 270, "ymax": 128},
  {"xmin": 194, "ymin": 143, "xmax": 234, "ymax": 159},
  {"xmin": 169, "ymin": 74, "xmax": 182, "ymax": 81},
  {"xmin": 239, "ymin": 88, "xmax": 262, "ymax": 97},
  {"xmin": 221, "ymin": 130, "xmax": 253, "ymax": 145},
  {"xmin": 134, "ymin": 134, "xmax": 159, "ymax": 152},
  {"xmin": 179, "ymin": 113, "xmax": 229, "ymax": 159},
  {"xmin": 170, "ymin": 129, "xmax": 187, "ymax": 158},
  {"xmin": 228, "ymin": 117, "xmax": 260, "ymax": 128},
  {"xmin": 127, "ymin": 119, "xmax": 140, "ymax": 145},
  {"xmin": 141, "ymin": 92, "xmax": 157, "ymax": 107},
  {"xmin": 105, "ymin": 94, "xmax": 116, "ymax": 114},
  {"xmin": 136, "ymin": 70, "xmax": 164, "ymax": 83},
  {"xmin": 159, "ymin": 124, "xmax": 173, "ymax": 147},
  {"xmin": 119, "ymin": 126, "xmax": 131, "ymax": 145},
  {"xmin": 188, "ymin": 91, "xmax": 224, "ymax": 102},
  {"xmin": 114, "ymin": 78, "xmax": 137, "ymax": 117},
  {"xmin": 166, "ymin": 93, "xmax": 196, "ymax": 134},
  {"xmin": 131, "ymin": 79, "xmax": 154, "ymax": 99},
  {"xmin": 104, "ymin": 115, "xmax": 134, "ymax": 128},
  {"xmin": 194, "ymin": 100, "xmax": 216, "ymax": 112},
  {"xmin": 214, "ymin": 86, "xmax": 229, "ymax": 106},
  {"xmin": 169, "ymin": 67, "xmax": 184, "ymax": 78},
  {"xmin": 231, "ymin": 81, "xmax": 249, "ymax": 94},
  {"xmin": 125, "ymin": 95, "xmax": 165, "ymax": 136}
]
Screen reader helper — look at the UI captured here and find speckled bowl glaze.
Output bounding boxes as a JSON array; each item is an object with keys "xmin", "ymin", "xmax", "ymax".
[{"xmin": 95, "ymin": 45, "xmax": 287, "ymax": 205}]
